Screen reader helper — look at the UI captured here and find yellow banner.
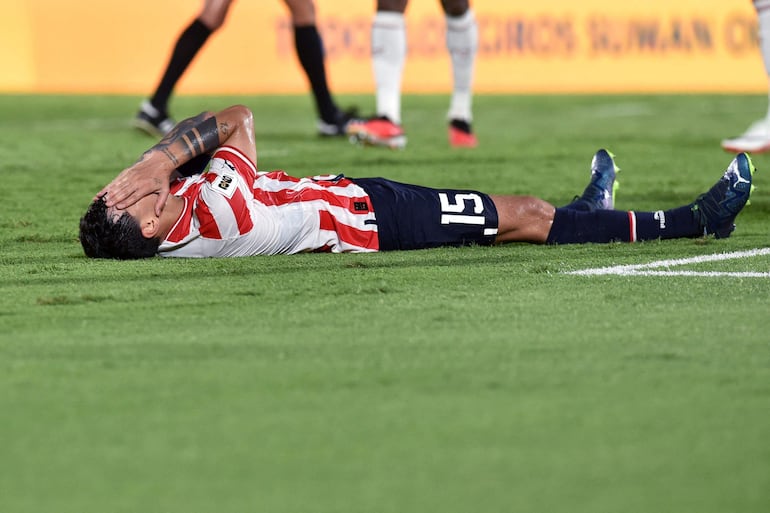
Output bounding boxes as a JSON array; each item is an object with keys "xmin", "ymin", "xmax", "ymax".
[{"xmin": 0, "ymin": 0, "xmax": 762, "ymax": 94}]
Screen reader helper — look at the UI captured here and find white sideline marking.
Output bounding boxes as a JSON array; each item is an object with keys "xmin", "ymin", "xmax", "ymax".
[{"xmin": 567, "ymin": 248, "xmax": 770, "ymax": 277}]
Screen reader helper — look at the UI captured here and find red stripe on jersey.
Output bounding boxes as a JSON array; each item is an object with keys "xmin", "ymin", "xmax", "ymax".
[
  {"xmin": 195, "ymin": 197, "xmax": 222, "ymax": 239},
  {"xmin": 260, "ymin": 170, "xmax": 300, "ymax": 183},
  {"xmin": 318, "ymin": 210, "xmax": 378, "ymax": 249},
  {"xmin": 197, "ymin": 173, "xmax": 254, "ymax": 238},
  {"xmin": 213, "ymin": 146, "xmax": 257, "ymax": 189},
  {"xmin": 170, "ymin": 180, "xmax": 185, "ymax": 195},
  {"xmin": 252, "ymin": 183, "xmax": 371, "ymax": 214},
  {"xmin": 229, "ymin": 187, "xmax": 254, "ymax": 235},
  {"xmin": 166, "ymin": 178, "xmax": 204, "ymax": 242},
  {"xmin": 166, "ymin": 197, "xmax": 194, "ymax": 243},
  {"xmin": 197, "ymin": 174, "xmax": 223, "ymax": 238}
]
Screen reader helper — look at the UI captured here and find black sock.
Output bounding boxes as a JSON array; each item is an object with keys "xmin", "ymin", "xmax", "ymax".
[
  {"xmin": 561, "ymin": 196, "xmax": 593, "ymax": 211},
  {"xmin": 631, "ymin": 205, "xmax": 702, "ymax": 241},
  {"xmin": 546, "ymin": 205, "xmax": 701, "ymax": 244},
  {"xmin": 547, "ymin": 208, "xmax": 631, "ymax": 243},
  {"xmin": 561, "ymin": 183, "xmax": 606, "ymax": 211},
  {"xmin": 294, "ymin": 25, "xmax": 338, "ymax": 122},
  {"xmin": 150, "ymin": 18, "xmax": 213, "ymax": 113}
]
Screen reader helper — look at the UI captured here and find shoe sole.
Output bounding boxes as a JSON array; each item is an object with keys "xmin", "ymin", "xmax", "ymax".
[
  {"xmin": 449, "ymin": 129, "xmax": 478, "ymax": 148},
  {"xmin": 449, "ymin": 138, "xmax": 478, "ymax": 149},
  {"xmin": 739, "ymin": 153, "xmax": 757, "ymax": 207},
  {"xmin": 349, "ymin": 132, "xmax": 407, "ymax": 150}
]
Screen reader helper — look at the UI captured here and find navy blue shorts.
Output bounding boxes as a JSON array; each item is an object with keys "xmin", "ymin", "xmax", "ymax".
[{"xmin": 352, "ymin": 177, "xmax": 499, "ymax": 251}]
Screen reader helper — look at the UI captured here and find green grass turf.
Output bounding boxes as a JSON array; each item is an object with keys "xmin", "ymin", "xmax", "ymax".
[{"xmin": 0, "ymin": 93, "xmax": 768, "ymax": 513}]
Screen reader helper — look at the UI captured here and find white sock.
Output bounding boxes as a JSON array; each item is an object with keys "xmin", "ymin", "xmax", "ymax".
[
  {"xmin": 372, "ymin": 11, "xmax": 406, "ymax": 124},
  {"xmin": 755, "ymin": 1, "xmax": 770, "ymax": 119},
  {"xmin": 445, "ymin": 9, "xmax": 478, "ymax": 123}
]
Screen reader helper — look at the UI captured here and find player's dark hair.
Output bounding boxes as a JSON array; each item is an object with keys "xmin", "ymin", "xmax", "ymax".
[{"xmin": 79, "ymin": 197, "xmax": 160, "ymax": 259}]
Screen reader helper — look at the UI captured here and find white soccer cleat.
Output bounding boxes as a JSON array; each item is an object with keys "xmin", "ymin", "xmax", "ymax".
[{"xmin": 721, "ymin": 118, "xmax": 770, "ymax": 153}]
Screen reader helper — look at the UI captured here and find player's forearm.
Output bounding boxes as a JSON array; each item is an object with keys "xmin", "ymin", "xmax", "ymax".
[
  {"xmin": 98, "ymin": 105, "xmax": 250, "ymax": 211},
  {"xmin": 141, "ymin": 111, "xmax": 223, "ymax": 172},
  {"xmin": 151, "ymin": 105, "xmax": 252, "ymax": 172}
]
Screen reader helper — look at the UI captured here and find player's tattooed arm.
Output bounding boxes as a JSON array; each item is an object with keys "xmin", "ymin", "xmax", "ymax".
[
  {"xmin": 98, "ymin": 105, "xmax": 247, "ymax": 215},
  {"xmin": 138, "ymin": 112, "xmax": 229, "ymax": 168},
  {"xmin": 100, "ymin": 114, "xmax": 230, "ymax": 212}
]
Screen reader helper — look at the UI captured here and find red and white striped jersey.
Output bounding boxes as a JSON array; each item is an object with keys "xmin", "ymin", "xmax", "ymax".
[{"xmin": 157, "ymin": 146, "xmax": 379, "ymax": 257}]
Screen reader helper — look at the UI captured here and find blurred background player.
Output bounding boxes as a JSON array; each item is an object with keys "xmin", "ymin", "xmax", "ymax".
[
  {"xmin": 346, "ymin": 0, "xmax": 478, "ymax": 149},
  {"xmin": 722, "ymin": 0, "xmax": 770, "ymax": 153},
  {"xmin": 134, "ymin": 0, "xmax": 353, "ymax": 138}
]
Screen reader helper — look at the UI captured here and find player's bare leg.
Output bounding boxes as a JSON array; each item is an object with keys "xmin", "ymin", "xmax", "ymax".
[
  {"xmin": 442, "ymin": 0, "xmax": 478, "ymax": 148},
  {"xmin": 491, "ymin": 196, "xmax": 556, "ymax": 244},
  {"xmin": 347, "ymin": 0, "xmax": 408, "ymax": 148}
]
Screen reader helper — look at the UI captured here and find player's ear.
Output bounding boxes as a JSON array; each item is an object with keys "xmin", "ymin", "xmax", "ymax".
[{"xmin": 141, "ymin": 217, "xmax": 159, "ymax": 239}]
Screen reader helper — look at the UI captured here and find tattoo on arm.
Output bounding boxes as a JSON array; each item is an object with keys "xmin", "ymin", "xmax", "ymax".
[
  {"xmin": 140, "ymin": 112, "xmax": 228, "ymax": 169},
  {"xmin": 179, "ymin": 117, "xmax": 219, "ymax": 161},
  {"xmin": 158, "ymin": 112, "xmax": 209, "ymax": 146},
  {"xmin": 161, "ymin": 148, "xmax": 180, "ymax": 167}
]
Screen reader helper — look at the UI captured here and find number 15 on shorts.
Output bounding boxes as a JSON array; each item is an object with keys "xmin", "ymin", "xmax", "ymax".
[{"xmin": 438, "ymin": 192, "xmax": 485, "ymax": 225}]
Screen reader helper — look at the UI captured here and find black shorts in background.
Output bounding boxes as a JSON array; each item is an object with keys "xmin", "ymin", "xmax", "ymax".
[{"xmin": 352, "ymin": 177, "xmax": 499, "ymax": 251}]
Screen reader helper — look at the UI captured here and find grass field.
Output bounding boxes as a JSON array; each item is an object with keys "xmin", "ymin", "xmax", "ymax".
[{"xmin": 1, "ymin": 93, "xmax": 768, "ymax": 513}]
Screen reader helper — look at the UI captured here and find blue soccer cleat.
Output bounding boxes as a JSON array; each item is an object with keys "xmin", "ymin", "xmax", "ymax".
[
  {"xmin": 573, "ymin": 149, "xmax": 620, "ymax": 211},
  {"xmin": 691, "ymin": 152, "xmax": 756, "ymax": 239}
]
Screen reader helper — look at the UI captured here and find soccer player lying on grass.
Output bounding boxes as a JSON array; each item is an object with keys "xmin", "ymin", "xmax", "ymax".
[{"xmin": 80, "ymin": 105, "xmax": 756, "ymax": 259}]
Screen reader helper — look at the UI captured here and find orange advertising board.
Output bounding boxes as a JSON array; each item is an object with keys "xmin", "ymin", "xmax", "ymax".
[{"xmin": 0, "ymin": 0, "xmax": 762, "ymax": 94}]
